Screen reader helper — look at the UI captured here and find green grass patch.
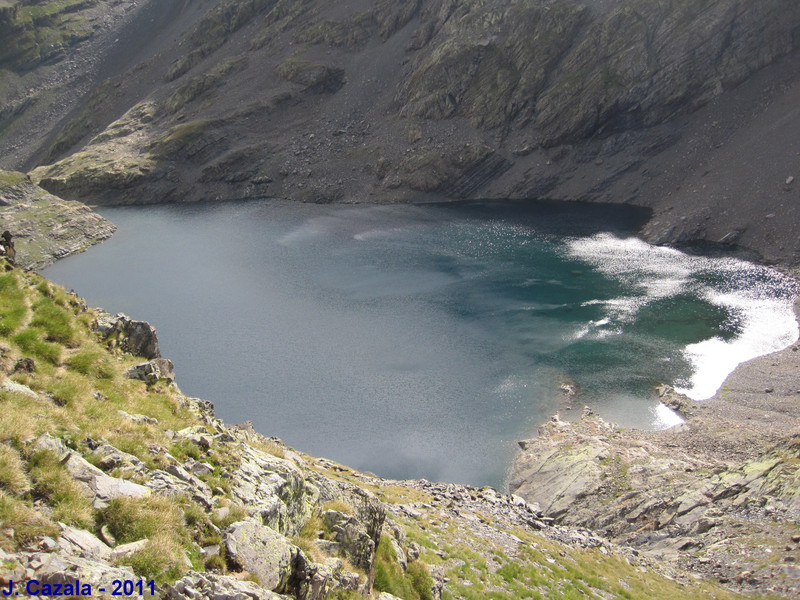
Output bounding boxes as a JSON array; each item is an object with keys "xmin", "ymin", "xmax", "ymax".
[
  {"xmin": 323, "ymin": 498, "xmax": 355, "ymax": 515},
  {"xmin": 374, "ymin": 533, "xmax": 433, "ymax": 600},
  {"xmin": 119, "ymin": 532, "xmax": 189, "ymax": 583},
  {"xmin": 0, "ymin": 270, "xmax": 26, "ymax": 335},
  {"xmin": 47, "ymin": 372, "xmax": 90, "ymax": 407},
  {"xmin": 12, "ymin": 328, "xmax": 61, "ymax": 364},
  {"xmin": 100, "ymin": 495, "xmax": 187, "ymax": 544},
  {"xmin": 0, "ymin": 443, "xmax": 30, "ymax": 495},
  {"xmin": 30, "ymin": 296, "xmax": 75, "ymax": 344},
  {"xmin": 68, "ymin": 346, "xmax": 116, "ymax": 378},
  {"xmin": 211, "ymin": 501, "xmax": 248, "ymax": 529},
  {"xmin": 0, "ymin": 490, "xmax": 58, "ymax": 551},
  {"xmin": 171, "ymin": 438, "xmax": 203, "ymax": 461},
  {"xmin": 148, "ymin": 120, "xmax": 213, "ymax": 159}
]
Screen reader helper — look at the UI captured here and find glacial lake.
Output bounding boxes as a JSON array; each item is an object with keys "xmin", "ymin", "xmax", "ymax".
[{"xmin": 43, "ymin": 200, "xmax": 799, "ymax": 488}]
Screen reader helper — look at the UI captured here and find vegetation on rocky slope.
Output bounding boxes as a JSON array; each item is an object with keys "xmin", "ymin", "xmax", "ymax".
[
  {"xmin": 0, "ymin": 261, "xmax": 759, "ymax": 599},
  {"xmin": 0, "ymin": 0, "xmax": 98, "ymax": 72}
]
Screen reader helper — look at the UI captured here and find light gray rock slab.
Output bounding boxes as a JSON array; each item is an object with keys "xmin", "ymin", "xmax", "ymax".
[
  {"xmin": 164, "ymin": 572, "xmax": 291, "ymax": 600},
  {"xmin": 57, "ymin": 525, "xmax": 111, "ymax": 560},
  {"xmin": 34, "ymin": 434, "xmax": 151, "ymax": 509},
  {"xmin": 62, "ymin": 453, "xmax": 151, "ymax": 509},
  {"xmin": 0, "ymin": 379, "xmax": 39, "ymax": 400},
  {"xmin": 117, "ymin": 410, "xmax": 158, "ymax": 425},
  {"xmin": 33, "ymin": 553, "xmax": 135, "ymax": 588},
  {"xmin": 109, "ymin": 539, "xmax": 149, "ymax": 561}
]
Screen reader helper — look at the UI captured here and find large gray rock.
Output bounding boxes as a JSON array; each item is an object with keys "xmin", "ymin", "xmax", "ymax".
[
  {"xmin": 224, "ymin": 519, "xmax": 327, "ymax": 600},
  {"xmin": 321, "ymin": 511, "xmax": 376, "ymax": 574},
  {"xmin": 95, "ymin": 313, "xmax": 160, "ymax": 359},
  {"xmin": 146, "ymin": 466, "xmax": 214, "ymax": 510},
  {"xmin": 92, "ymin": 444, "xmax": 147, "ymax": 475},
  {"xmin": 229, "ymin": 444, "xmax": 312, "ymax": 536},
  {"xmin": 164, "ymin": 571, "xmax": 291, "ymax": 600},
  {"xmin": 31, "ymin": 552, "xmax": 136, "ymax": 591},
  {"xmin": 224, "ymin": 520, "xmax": 296, "ymax": 592}
]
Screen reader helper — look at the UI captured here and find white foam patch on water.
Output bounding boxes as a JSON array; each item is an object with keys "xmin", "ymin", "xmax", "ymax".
[
  {"xmin": 569, "ymin": 234, "xmax": 692, "ymax": 301},
  {"xmin": 652, "ymin": 403, "xmax": 685, "ymax": 430},
  {"xmin": 566, "ymin": 233, "xmax": 799, "ymax": 401},
  {"xmin": 675, "ymin": 292, "xmax": 799, "ymax": 400},
  {"xmin": 571, "ymin": 317, "xmax": 616, "ymax": 340}
]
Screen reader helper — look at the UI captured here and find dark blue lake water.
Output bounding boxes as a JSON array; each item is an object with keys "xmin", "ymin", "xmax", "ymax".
[{"xmin": 43, "ymin": 200, "xmax": 798, "ymax": 488}]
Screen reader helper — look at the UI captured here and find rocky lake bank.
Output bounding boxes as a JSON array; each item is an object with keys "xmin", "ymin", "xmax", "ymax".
[{"xmin": 2, "ymin": 169, "xmax": 800, "ymax": 598}]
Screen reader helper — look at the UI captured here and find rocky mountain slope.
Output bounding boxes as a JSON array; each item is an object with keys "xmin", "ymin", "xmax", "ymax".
[
  {"xmin": 2, "ymin": 0, "xmax": 800, "ymax": 265},
  {"xmin": 0, "ymin": 261, "xmax": 754, "ymax": 600}
]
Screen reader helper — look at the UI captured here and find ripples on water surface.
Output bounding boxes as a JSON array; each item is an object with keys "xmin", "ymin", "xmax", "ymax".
[{"xmin": 43, "ymin": 200, "xmax": 798, "ymax": 488}]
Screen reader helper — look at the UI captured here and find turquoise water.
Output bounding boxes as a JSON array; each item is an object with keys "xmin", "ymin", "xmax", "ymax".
[{"xmin": 43, "ymin": 200, "xmax": 798, "ymax": 488}]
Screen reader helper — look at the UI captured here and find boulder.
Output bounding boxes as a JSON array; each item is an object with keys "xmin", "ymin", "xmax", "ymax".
[
  {"xmin": 164, "ymin": 571, "xmax": 290, "ymax": 600},
  {"xmin": 224, "ymin": 520, "xmax": 296, "ymax": 592},
  {"xmin": 224, "ymin": 519, "xmax": 328, "ymax": 599},
  {"xmin": 57, "ymin": 525, "xmax": 111, "ymax": 560},
  {"xmin": 96, "ymin": 313, "xmax": 160, "ymax": 359},
  {"xmin": 229, "ymin": 445, "xmax": 310, "ymax": 536},
  {"xmin": 125, "ymin": 358, "xmax": 175, "ymax": 385},
  {"xmin": 321, "ymin": 511, "xmax": 376, "ymax": 573},
  {"xmin": 146, "ymin": 467, "xmax": 214, "ymax": 510},
  {"xmin": 0, "ymin": 378, "xmax": 39, "ymax": 400},
  {"xmin": 31, "ymin": 553, "xmax": 135, "ymax": 592},
  {"xmin": 92, "ymin": 444, "xmax": 147, "ymax": 475},
  {"xmin": 109, "ymin": 539, "xmax": 149, "ymax": 561}
]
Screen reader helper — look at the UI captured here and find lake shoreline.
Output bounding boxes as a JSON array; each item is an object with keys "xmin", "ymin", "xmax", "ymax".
[
  {"xmin": 27, "ymin": 188, "xmax": 800, "ymax": 593},
  {"xmin": 509, "ymin": 279, "xmax": 800, "ymax": 595}
]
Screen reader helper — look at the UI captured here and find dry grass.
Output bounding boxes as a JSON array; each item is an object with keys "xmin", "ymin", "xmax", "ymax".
[
  {"xmin": 0, "ymin": 490, "xmax": 58, "ymax": 551},
  {"xmin": 323, "ymin": 498, "xmax": 355, "ymax": 515},
  {"xmin": 29, "ymin": 450, "xmax": 94, "ymax": 529},
  {"xmin": 0, "ymin": 443, "xmax": 31, "ymax": 494},
  {"xmin": 119, "ymin": 532, "xmax": 190, "ymax": 583}
]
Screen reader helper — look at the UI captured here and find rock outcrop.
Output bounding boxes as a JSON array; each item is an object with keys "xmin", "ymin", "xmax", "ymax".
[
  {"xmin": 510, "ymin": 401, "xmax": 800, "ymax": 596},
  {"xmin": 0, "ymin": 170, "xmax": 115, "ymax": 270},
  {"xmin": 95, "ymin": 312, "xmax": 161, "ymax": 359},
  {"xmin": 33, "ymin": 434, "xmax": 152, "ymax": 509}
]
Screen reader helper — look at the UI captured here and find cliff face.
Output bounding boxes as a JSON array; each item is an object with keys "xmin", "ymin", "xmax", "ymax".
[{"xmin": 1, "ymin": 0, "xmax": 800, "ymax": 264}]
